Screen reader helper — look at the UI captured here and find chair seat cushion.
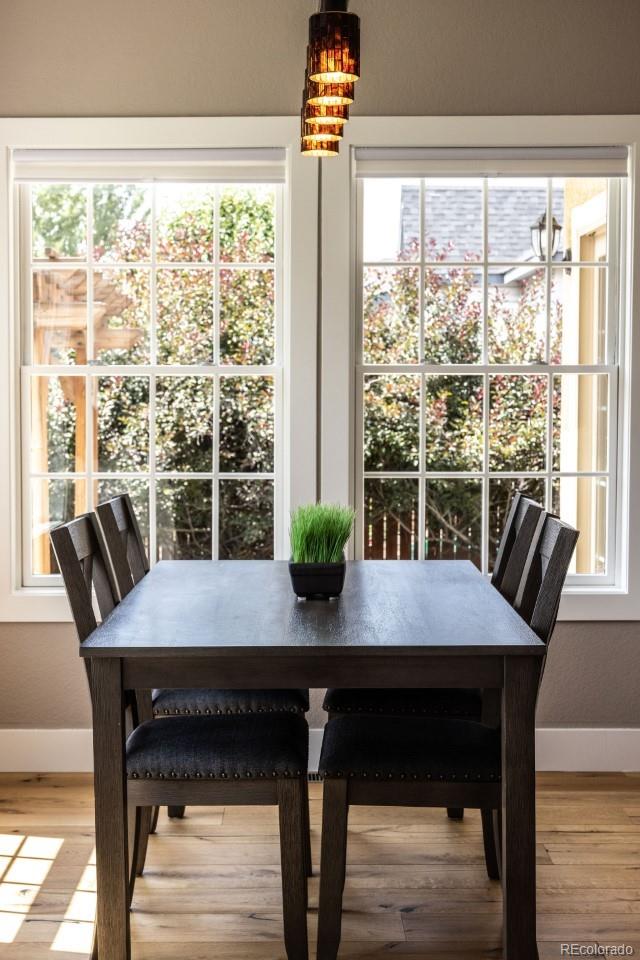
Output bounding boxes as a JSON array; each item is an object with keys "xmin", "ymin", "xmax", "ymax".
[
  {"xmin": 319, "ymin": 715, "xmax": 500, "ymax": 783},
  {"xmin": 152, "ymin": 688, "xmax": 309, "ymax": 717},
  {"xmin": 323, "ymin": 687, "xmax": 482, "ymax": 719},
  {"xmin": 127, "ymin": 714, "xmax": 309, "ymax": 781}
]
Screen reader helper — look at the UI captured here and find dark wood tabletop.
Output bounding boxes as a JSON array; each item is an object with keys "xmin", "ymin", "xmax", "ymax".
[{"xmin": 81, "ymin": 559, "xmax": 545, "ymax": 658}]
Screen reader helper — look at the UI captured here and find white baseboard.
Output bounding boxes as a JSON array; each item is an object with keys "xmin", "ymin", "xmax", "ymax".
[
  {"xmin": 0, "ymin": 727, "xmax": 638, "ymax": 774},
  {"xmin": 535, "ymin": 727, "xmax": 640, "ymax": 772},
  {"xmin": 0, "ymin": 729, "xmax": 95, "ymax": 773}
]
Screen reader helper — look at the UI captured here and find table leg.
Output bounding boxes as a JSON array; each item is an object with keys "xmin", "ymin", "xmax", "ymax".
[
  {"xmin": 501, "ymin": 655, "xmax": 541, "ymax": 960},
  {"xmin": 91, "ymin": 657, "xmax": 130, "ymax": 960}
]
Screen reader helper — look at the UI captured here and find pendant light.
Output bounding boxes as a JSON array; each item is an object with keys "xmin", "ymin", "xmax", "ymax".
[
  {"xmin": 308, "ymin": 0, "xmax": 360, "ymax": 84},
  {"xmin": 301, "ymin": 109, "xmax": 342, "ymax": 143},
  {"xmin": 299, "ymin": 1, "xmax": 360, "ymax": 157},
  {"xmin": 306, "ymin": 77, "xmax": 355, "ymax": 106},
  {"xmin": 300, "ymin": 104, "xmax": 340, "ymax": 157},
  {"xmin": 300, "ymin": 136, "xmax": 340, "ymax": 158},
  {"xmin": 305, "ymin": 100, "xmax": 349, "ymax": 128}
]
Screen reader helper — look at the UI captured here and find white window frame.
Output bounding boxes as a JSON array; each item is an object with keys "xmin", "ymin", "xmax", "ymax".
[
  {"xmin": 21, "ymin": 180, "xmax": 286, "ymax": 587},
  {"xmin": 0, "ymin": 118, "xmax": 319, "ymax": 620},
  {"xmin": 320, "ymin": 116, "xmax": 640, "ymax": 620}
]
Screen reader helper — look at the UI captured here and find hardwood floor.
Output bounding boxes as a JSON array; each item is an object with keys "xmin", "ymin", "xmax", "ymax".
[{"xmin": 0, "ymin": 773, "xmax": 638, "ymax": 958}]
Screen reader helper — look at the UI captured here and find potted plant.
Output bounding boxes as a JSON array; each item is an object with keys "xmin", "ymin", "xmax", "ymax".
[{"xmin": 289, "ymin": 503, "xmax": 355, "ymax": 600}]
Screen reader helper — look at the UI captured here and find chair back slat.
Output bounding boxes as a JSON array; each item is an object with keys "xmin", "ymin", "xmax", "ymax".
[
  {"xmin": 514, "ymin": 514, "xmax": 579, "ymax": 645},
  {"xmin": 491, "ymin": 493, "xmax": 545, "ymax": 604},
  {"xmin": 97, "ymin": 494, "xmax": 149, "ymax": 598},
  {"xmin": 50, "ymin": 513, "xmax": 119, "ymax": 642}
]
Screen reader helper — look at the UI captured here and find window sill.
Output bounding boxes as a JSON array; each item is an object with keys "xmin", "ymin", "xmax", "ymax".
[
  {"xmin": 1, "ymin": 582, "xmax": 638, "ymax": 624},
  {"xmin": 0, "ymin": 587, "xmax": 73, "ymax": 623},
  {"xmin": 559, "ymin": 587, "xmax": 640, "ymax": 621}
]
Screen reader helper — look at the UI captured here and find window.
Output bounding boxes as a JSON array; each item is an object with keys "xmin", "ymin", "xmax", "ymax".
[
  {"xmin": 22, "ymin": 179, "xmax": 282, "ymax": 583},
  {"xmin": 357, "ymin": 173, "xmax": 623, "ymax": 583}
]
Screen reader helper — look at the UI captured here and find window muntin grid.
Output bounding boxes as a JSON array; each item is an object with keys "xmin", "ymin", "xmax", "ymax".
[
  {"xmin": 22, "ymin": 182, "xmax": 282, "ymax": 583},
  {"xmin": 356, "ymin": 176, "xmax": 620, "ymax": 581}
]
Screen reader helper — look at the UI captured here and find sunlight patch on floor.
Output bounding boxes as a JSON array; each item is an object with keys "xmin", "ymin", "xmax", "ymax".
[
  {"xmin": 0, "ymin": 834, "xmax": 63, "ymax": 943},
  {"xmin": 51, "ymin": 847, "xmax": 96, "ymax": 954}
]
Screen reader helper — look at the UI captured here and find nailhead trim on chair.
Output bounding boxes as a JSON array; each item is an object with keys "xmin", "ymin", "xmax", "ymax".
[
  {"xmin": 320, "ymin": 770, "xmax": 500, "ymax": 782},
  {"xmin": 128, "ymin": 768, "xmax": 304, "ymax": 781},
  {"xmin": 153, "ymin": 705, "xmax": 306, "ymax": 717}
]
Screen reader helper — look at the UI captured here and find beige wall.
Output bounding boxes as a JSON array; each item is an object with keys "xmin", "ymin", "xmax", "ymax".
[
  {"xmin": 1, "ymin": 0, "xmax": 640, "ymax": 118},
  {"xmin": 0, "ymin": 621, "xmax": 638, "ymax": 730},
  {"xmin": 1, "ymin": 0, "xmax": 639, "ymax": 733}
]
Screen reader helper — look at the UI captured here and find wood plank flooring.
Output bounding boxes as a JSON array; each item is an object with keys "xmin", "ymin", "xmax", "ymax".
[{"xmin": 0, "ymin": 773, "xmax": 638, "ymax": 958}]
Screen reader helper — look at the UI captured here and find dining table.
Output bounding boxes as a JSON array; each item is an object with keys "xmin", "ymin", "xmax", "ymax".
[{"xmin": 80, "ymin": 558, "xmax": 546, "ymax": 960}]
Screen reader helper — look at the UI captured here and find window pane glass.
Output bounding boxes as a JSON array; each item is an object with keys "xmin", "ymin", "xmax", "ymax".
[
  {"xmin": 31, "ymin": 376, "xmax": 85, "ymax": 473},
  {"xmin": 93, "ymin": 268, "xmax": 150, "ymax": 364},
  {"xmin": 364, "ymin": 478, "xmax": 419, "ymax": 559},
  {"xmin": 156, "ymin": 479, "xmax": 212, "ymax": 560},
  {"xmin": 425, "ymin": 479, "xmax": 481, "ymax": 567},
  {"xmin": 489, "ymin": 375, "xmax": 547, "ymax": 471},
  {"xmin": 95, "ymin": 376, "xmax": 149, "ymax": 472},
  {"xmin": 487, "ymin": 179, "xmax": 547, "ymax": 262},
  {"xmin": 362, "ymin": 179, "xmax": 419, "ymax": 262},
  {"xmin": 488, "ymin": 477, "xmax": 546, "ymax": 570},
  {"xmin": 220, "ymin": 268, "xmax": 275, "ymax": 365},
  {"xmin": 219, "ymin": 479, "xmax": 274, "ymax": 559},
  {"xmin": 156, "ymin": 185, "xmax": 214, "ymax": 262},
  {"xmin": 364, "ymin": 374, "xmax": 419, "ymax": 472},
  {"xmin": 552, "ymin": 178, "xmax": 607, "ymax": 264},
  {"xmin": 219, "ymin": 376, "xmax": 274, "ymax": 472},
  {"xmin": 552, "ymin": 374, "xmax": 608, "ymax": 473},
  {"xmin": 424, "ymin": 266, "xmax": 482, "ymax": 364},
  {"xmin": 424, "ymin": 178, "xmax": 482, "ymax": 262},
  {"xmin": 31, "ymin": 478, "xmax": 86, "ymax": 575},
  {"xmin": 552, "ymin": 477, "xmax": 607, "ymax": 575},
  {"xmin": 156, "ymin": 377, "xmax": 213, "ymax": 473},
  {"xmin": 157, "ymin": 269, "xmax": 214, "ymax": 365},
  {"xmin": 93, "ymin": 184, "xmax": 151, "ymax": 263},
  {"xmin": 33, "ymin": 269, "xmax": 87, "ymax": 364},
  {"xmin": 31, "ymin": 185, "xmax": 87, "ymax": 261},
  {"xmin": 425, "ymin": 375, "xmax": 483, "ymax": 471},
  {"xmin": 550, "ymin": 267, "xmax": 607, "ymax": 365},
  {"xmin": 95, "ymin": 479, "xmax": 149, "ymax": 553},
  {"xmin": 488, "ymin": 268, "xmax": 546, "ymax": 364},
  {"xmin": 219, "ymin": 186, "xmax": 275, "ymax": 263},
  {"xmin": 363, "ymin": 266, "xmax": 419, "ymax": 364}
]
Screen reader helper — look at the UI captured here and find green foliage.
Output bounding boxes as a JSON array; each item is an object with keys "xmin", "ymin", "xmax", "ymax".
[
  {"xmin": 290, "ymin": 504, "xmax": 355, "ymax": 563},
  {"xmin": 32, "ymin": 184, "xmax": 87, "ymax": 258},
  {"xmin": 364, "ymin": 249, "xmax": 558, "ymax": 564}
]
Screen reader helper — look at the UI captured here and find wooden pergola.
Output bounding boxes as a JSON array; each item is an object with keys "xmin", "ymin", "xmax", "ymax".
[{"xmin": 32, "ymin": 266, "xmax": 144, "ymax": 573}]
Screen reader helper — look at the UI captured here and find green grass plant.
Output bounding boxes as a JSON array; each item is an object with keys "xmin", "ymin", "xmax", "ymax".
[{"xmin": 290, "ymin": 503, "xmax": 355, "ymax": 564}]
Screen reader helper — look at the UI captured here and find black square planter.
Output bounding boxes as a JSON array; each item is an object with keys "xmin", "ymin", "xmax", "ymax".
[{"xmin": 288, "ymin": 558, "xmax": 346, "ymax": 600}]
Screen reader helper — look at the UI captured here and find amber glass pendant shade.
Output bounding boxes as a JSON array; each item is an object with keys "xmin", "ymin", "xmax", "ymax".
[
  {"xmin": 308, "ymin": 10, "xmax": 360, "ymax": 83},
  {"xmin": 306, "ymin": 77, "xmax": 354, "ymax": 106},
  {"xmin": 301, "ymin": 109, "xmax": 342, "ymax": 146},
  {"xmin": 301, "ymin": 137, "xmax": 339, "ymax": 158},
  {"xmin": 305, "ymin": 100, "xmax": 349, "ymax": 127},
  {"xmin": 302, "ymin": 124, "xmax": 342, "ymax": 142}
]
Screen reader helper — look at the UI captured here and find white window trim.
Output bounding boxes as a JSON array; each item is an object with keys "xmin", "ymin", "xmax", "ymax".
[
  {"xmin": 320, "ymin": 116, "xmax": 640, "ymax": 620},
  {"xmin": 3, "ymin": 116, "xmax": 640, "ymax": 622},
  {"xmin": 0, "ymin": 118, "xmax": 319, "ymax": 621}
]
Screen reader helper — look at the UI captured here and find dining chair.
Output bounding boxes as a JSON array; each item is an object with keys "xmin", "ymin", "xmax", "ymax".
[
  {"xmin": 97, "ymin": 493, "xmax": 312, "ymax": 829},
  {"xmin": 51, "ymin": 513, "xmax": 311, "ymax": 960},
  {"xmin": 322, "ymin": 491, "xmax": 545, "ymax": 830},
  {"xmin": 315, "ymin": 514, "xmax": 578, "ymax": 960}
]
